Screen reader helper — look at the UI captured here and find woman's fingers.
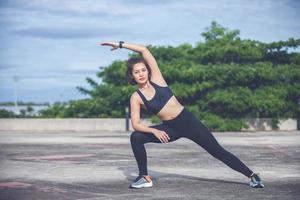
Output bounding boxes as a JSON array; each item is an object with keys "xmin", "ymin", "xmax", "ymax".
[
  {"xmin": 158, "ymin": 134, "xmax": 166, "ymax": 143},
  {"xmin": 159, "ymin": 138, "xmax": 164, "ymax": 143},
  {"xmin": 157, "ymin": 136, "xmax": 164, "ymax": 143},
  {"xmin": 99, "ymin": 42, "xmax": 114, "ymax": 46},
  {"xmin": 99, "ymin": 42, "xmax": 119, "ymax": 51},
  {"xmin": 162, "ymin": 135, "xmax": 168, "ymax": 143},
  {"xmin": 160, "ymin": 132, "xmax": 170, "ymax": 143},
  {"xmin": 154, "ymin": 132, "xmax": 163, "ymax": 143},
  {"xmin": 164, "ymin": 132, "xmax": 170, "ymax": 140},
  {"xmin": 162, "ymin": 132, "xmax": 170, "ymax": 142},
  {"xmin": 154, "ymin": 130, "xmax": 170, "ymax": 143},
  {"xmin": 160, "ymin": 136, "xmax": 166, "ymax": 143}
]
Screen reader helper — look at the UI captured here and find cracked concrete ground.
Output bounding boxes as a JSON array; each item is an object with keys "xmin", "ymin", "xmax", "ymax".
[{"xmin": 0, "ymin": 130, "xmax": 299, "ymax": 200}]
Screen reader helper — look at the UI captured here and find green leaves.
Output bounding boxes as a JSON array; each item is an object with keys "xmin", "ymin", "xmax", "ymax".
[{"xmin": 98, "ymin": 60, "xmax": 127, "ymax": 85}]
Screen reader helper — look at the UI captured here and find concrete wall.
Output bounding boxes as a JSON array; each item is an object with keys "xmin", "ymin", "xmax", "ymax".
[
  {"xmin": 0, "ymin": 118, "xmax": 297, "ymax": 132},
  {"xmin": 0, "ymin": 118, "xmax": 151, "ymax": 132},
  {"xmin": 243, "ymin": 118, "xmax": 297, "ymax": 131}
]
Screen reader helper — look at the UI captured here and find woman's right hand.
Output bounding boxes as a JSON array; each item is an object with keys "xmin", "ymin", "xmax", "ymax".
[
  {"xmin": 100, "ymin": 42, "xmax": 119, "ymax": 51},
  {"xmin": 152, "ymin": 129, "xmax": 170, "ymax": 143}
]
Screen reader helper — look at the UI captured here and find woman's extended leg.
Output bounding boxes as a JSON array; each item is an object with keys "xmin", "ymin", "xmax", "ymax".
[
  {"xmin": 182, "ymin": 111, "xmax": 254, "ymax": 178},
  {"xmin": 130, "ymin": 123, "xmax": 181, "ymax": 176}
]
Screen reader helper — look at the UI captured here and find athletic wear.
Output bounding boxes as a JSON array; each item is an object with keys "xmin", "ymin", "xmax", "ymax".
[
  {"xmin": 130, "ymin": 175, "xmax": 153, "ymax": 189},
  {"xmin": 249, "ymin": 173, "xmax": 264, "ymax": 188},
  {"xmin": 136, "ymin": 80, "xmax": 173, "ymax": 115},
  {"xmin": 130, "ymin": 107, "xmax": 254, "ymax": 178}
]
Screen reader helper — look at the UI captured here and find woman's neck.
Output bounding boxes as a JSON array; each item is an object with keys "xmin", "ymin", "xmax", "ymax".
[{"xmin": 138, "ymin": 80, "xmax": 150, "ymax": 90}]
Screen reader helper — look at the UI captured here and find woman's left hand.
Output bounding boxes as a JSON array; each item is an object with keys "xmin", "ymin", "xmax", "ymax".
[{"xmin": 99, "ymin": 42, "xmax": 119, "ymax": 51}]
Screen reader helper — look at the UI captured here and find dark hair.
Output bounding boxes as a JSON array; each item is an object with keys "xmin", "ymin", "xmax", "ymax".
[{"xmin": 126, "ymin": 57, "xmax": 152, "ymax": 85}]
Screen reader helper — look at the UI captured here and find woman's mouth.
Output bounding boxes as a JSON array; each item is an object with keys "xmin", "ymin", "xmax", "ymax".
[{"xmin": 139, "ymin": 78, "xmax": 145, "ymax": 81}]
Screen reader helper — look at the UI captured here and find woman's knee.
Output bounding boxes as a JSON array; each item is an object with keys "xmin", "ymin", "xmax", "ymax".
[{"xmin": 130, "ymin": 131, "xmax": 146, "ymax": 143}]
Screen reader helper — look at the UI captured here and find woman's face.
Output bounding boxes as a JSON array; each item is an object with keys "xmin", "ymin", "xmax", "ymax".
[{"xmin": 132, "ymin": 62, "xmax": 149, "ymax": 84}]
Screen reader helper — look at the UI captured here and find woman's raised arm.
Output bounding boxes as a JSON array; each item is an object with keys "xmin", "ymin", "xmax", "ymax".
[{"xmin": 100, "ymin": 41, "xmax": 164, "ymax": 81}]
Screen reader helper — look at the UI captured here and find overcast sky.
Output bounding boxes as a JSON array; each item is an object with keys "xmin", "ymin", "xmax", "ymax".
[{"xmin": 0, "ymin": 0, "xmax": 299, "ymax": 104}]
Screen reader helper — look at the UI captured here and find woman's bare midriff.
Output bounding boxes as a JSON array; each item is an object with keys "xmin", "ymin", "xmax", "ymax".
[
  {"xmin": 139, "ymin": 95, "xmax": 184, "ymax": 121},
  {"xmin": 156, "ymin": 96, "xmax": 184, "ymax": 120}
]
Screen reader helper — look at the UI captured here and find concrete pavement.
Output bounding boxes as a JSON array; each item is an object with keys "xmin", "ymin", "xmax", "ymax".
[{"xmin": 0, "ymin": 130, "xmax": 300, "ymax": 200}]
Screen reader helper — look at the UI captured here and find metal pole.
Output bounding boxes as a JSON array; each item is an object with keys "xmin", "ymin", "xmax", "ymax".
[
  {"xmin": 13, "ymin": 76, "xmax": 19, "ymax": 115},
  {"xmin": 125, "ymin": 106, "xmax": 129, "ymax": 131},
  {"xmin": 297, "ymin": 99, "xmax": 300, "ymax": 130}
]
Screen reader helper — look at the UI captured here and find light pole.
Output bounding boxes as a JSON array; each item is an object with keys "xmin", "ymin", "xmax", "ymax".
[
  {"xmin": 13, "ymin": 75, "xmax": 19, "ymax": 114},
  {"xmin": 297, "ymin": 98, "xmax": 300, "ymax": 130},
  {"xmin": 125, "ymin": 106, "xmax": 129, "ymax": 131}
]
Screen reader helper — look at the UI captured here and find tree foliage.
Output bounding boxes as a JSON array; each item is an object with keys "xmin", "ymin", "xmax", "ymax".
[{"xmin": 41, "ymin": 21, "xmax": 300, "ymax": 131}]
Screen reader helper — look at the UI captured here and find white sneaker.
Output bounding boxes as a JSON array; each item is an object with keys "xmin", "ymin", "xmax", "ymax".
[
  {"xmin": 249, "ymin": 173, "xmax": 265, "ymax": 188},
  {"xmin": 130, "ymin": 175, "xmax": 153, "ymax": 189}
]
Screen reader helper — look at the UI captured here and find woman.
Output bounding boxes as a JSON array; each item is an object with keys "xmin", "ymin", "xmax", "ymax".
[{"xmin": 101, "ymin": 41, "xmax": 264, "ymax": 189}]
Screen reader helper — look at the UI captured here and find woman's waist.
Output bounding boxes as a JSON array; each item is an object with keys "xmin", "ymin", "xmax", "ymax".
[
  {"xmin": 161, "ymin": 106, "xmax": 187, "ymax": 125},
  {"xmin": 159, "ymin": 103, "xmax": 185, "ymax": 121}
]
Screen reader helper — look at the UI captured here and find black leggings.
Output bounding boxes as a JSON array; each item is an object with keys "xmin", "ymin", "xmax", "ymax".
[{"xmin": 130, "ymin": 107, "xmax": 253, "ymax": 178}]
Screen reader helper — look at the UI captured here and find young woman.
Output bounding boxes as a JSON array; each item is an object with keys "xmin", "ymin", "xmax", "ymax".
[{"xmin": 101, "ymin": 41, "xmax": 264, "ymax": 189}]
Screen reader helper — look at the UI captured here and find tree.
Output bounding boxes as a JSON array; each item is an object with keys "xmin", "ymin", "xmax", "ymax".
[{"xmin": 41, "ymin": 22, "xmax": 300, "ymax": 131}]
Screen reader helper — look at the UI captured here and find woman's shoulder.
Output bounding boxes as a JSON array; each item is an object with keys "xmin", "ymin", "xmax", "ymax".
[
  {"xmin": 131, "ymin": 91, "xmax": 147, "ymax": 109},
  {"xmin": 131, "ymin": 91, "xmax": 139, "ymax": 99},
  {"xmin": 131, "ymin": 91, "xmax": 143, "ymax": 103}
]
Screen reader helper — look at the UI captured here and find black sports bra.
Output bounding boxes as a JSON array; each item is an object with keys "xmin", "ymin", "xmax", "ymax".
[{"xmin": 136, "ymin": 80, "xmax": 174, "ymax": 115}]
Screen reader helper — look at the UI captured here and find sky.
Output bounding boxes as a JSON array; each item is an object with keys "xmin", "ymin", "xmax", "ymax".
[{"xmin": 0, "ymin": 0, "xmax": 299, "ymax": 104}]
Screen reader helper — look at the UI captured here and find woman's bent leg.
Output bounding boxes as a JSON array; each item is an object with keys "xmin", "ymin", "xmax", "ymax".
[
  {"xmin": 130, "ymin": 130, "xmax": 159, "ymax": 175},
  {"xmin": 130, "ymin": 123, "xmax": 181, "ymax": 176}
]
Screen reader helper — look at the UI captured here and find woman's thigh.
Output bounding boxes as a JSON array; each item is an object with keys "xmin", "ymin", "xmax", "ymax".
[
  {"xmin": 137, "ymin": 123, "xmax": 182, "ymax": 144},
  {"xmin": 183, "ymin": 115, "xmax": 222, "ymax": 150}
]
